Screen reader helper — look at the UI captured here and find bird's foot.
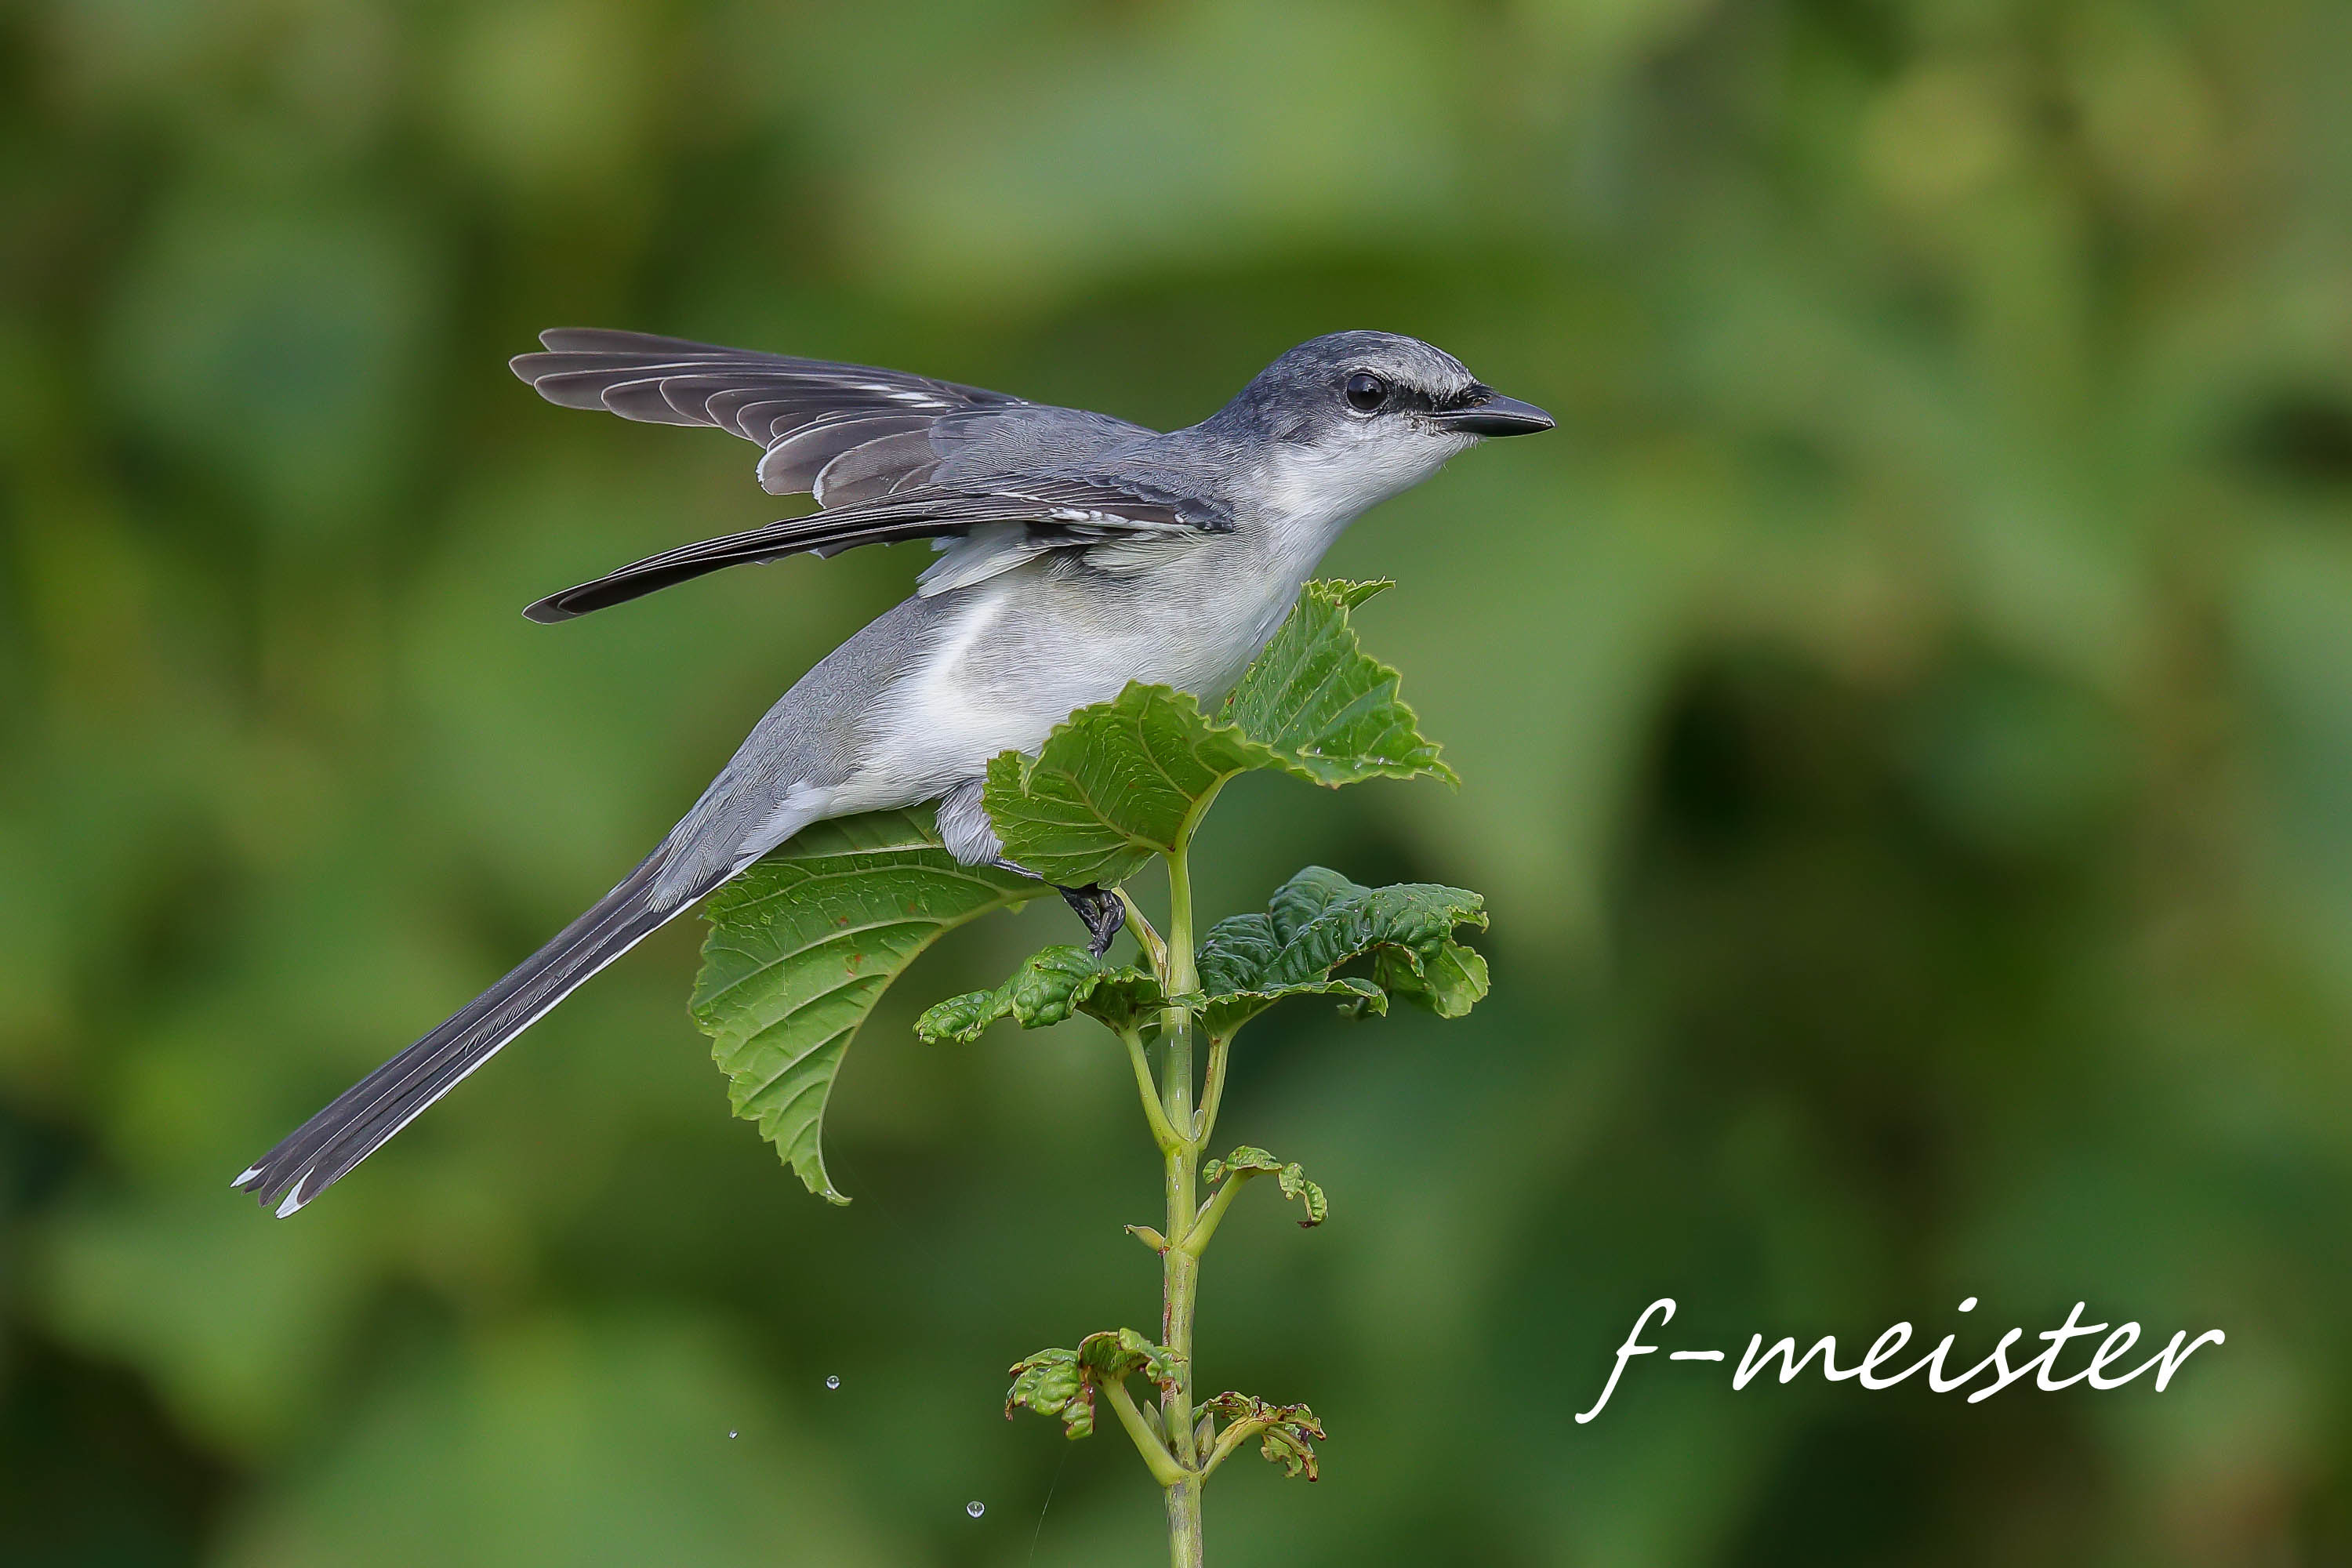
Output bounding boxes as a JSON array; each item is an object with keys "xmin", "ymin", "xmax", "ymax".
[{"xmin": 1057, "ymin": 884, "xmax": 1125, "ymax": 957}]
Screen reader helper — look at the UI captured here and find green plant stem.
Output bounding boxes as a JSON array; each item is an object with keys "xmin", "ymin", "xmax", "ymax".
[
  {"xmin": 1102, "ymin": 1375, "xmax": 1187, "ymax": 1487},
  {"xmin": 1165, "ymin": 1475, "xmax": 1203, "ymax": 1568},
  {"xmin": 1159, "ymin": 836, "xmax": 1204, "ymax": 1568},
  {"xmin": 1181, "ymin": 1171, "xmax": 1255, "ymax": 1258},
  {"xmin": 1122, "ymin": 1028, "xmax": 1183, "ymax": 1153},
  {"xmin": 1200, "ymin": 1417, "xmax": 1270, "ymax": 1480},
  {"xmin": 1118, "ymin": 888, "xmax": 1168, "ymax": 976},
  {"xmin": 1196, "ymin": 1029, "xmax": 1233, "ymax": 1148}
]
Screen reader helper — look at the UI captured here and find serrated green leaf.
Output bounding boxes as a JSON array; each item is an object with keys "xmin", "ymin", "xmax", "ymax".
[
  {"xmin": 1006, "ymin": 1329, "xmax": 1185, "ymax": 1440},
  {"xmin": 1194, "ymin": 866, "xmax": 1490, "ymax": 1033},
  {"xmin": 914, "ymin": 946, "xmax": 1165, "ymax": 1045},
  {"xmin": 1200, "ymin": 1392, "xmax": 1327, "ymax": 1481},
  {"xmin": 1076, "ymin": 969, "xmax": 1174, "ymax": 1037},
  {"xmin": 691, "ymin": 808, "xmax": 1047, "ymax": 1202},
  {"xmin": 1222, "ymin": 578, "xmax": 1454, "ymax": 786},
  {"xmin": 982, "ymin": 683, "xmax": 1281, "ymax": 888},
  {"xmin": 1196, "ymin": 976, "xmax": 1386, "ymax": 1040}
]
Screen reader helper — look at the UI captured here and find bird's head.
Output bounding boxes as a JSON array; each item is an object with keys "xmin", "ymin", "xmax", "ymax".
[{"xmin": 1212, "ymin": 331, "xmax": 1553, "ymax": 521}]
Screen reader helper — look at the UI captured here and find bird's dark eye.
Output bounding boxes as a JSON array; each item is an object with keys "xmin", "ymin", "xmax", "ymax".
[{"xmin": 1344, "ymin": 372, "xmax": 1386, "ymax": 412}]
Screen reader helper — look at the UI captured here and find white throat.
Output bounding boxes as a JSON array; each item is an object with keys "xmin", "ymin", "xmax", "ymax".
[{"xmin": 1248, "ymin": 430, "xmax": 1472, "ymax": 554}]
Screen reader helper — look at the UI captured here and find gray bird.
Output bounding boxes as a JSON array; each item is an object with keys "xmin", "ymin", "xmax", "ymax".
[{"xmin": 234, "ymin": 328, "xmax": 1552, "ymax": 1214}]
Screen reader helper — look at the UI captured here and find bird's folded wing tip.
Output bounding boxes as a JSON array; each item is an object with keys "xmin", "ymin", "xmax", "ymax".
[{"xmin": 521, "ymin": 598, "xmax": 577, "ymax": 624}]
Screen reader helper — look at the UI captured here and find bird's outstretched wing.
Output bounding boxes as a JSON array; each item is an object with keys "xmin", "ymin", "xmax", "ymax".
[
  {"xmin": 511, "ymin": 328, "xmax": 1036, "ymax": 499},
  {"xmin": 510, "ymin": 328, "xmax": 1223, "ymax": 617}
]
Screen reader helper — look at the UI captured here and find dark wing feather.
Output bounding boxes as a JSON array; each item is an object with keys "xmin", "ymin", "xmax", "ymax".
[{"xmin": 523, "ymin": 482, "xmax": 1206, "ymax": 623}]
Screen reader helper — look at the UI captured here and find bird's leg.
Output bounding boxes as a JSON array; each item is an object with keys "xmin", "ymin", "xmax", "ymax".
[
  {"xmin": 941, "ymin": 781, "xmax": 1122, "ymax": 955},
  {"xmin": 974, "ymin": 841, "xmax": 1126, "ymax": 957},
  {"xmin": 1057, "ymin": 883, "xmax": 1126, "ymax": 957}
]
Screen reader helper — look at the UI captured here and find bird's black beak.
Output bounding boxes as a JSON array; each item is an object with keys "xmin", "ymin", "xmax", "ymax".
[{"xmin": 1433, "ymin": 391, "xmax": 1555, "ymax": 437}]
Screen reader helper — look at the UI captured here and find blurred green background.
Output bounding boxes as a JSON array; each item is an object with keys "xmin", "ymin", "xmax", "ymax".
[{"xmin": 5, "ymin": 0, "xmax": 2351, "ymax": 1563}]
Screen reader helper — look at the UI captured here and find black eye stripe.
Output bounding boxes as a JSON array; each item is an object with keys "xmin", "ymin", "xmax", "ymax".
[{"xmin": 1342, "ymin": 372, "xmax": 1484, "ymax": 415}]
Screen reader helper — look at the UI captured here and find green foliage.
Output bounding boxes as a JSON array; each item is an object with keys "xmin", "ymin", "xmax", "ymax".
[
  {"xmin": 1219, "ymin": 579, "xmax": 1454, "ymax": 786},
  {"xmin": 913, "ymin": 946, "xmax": 1164, "ymax": 1044},
  {"xmin": 918, "ymin": 865, "xmax": 1494, "ymax": 1053},
  {"xmin": 916, "ymin": 861, "xmax": 1497, "ymax": 1053},
  {"xmin": 982, "ymin": 684, "xmax": 1280, "ymax": 889},
  {"xmin": 689, "ymin": 808, "xmax": 1044, "ymax": 1201},
  {"xmin": 1007, "ymin": 1330, "xmax": 1186, "ymax": 1440},
  {"xmin": 713, "ymin": 581, "xmax": 1459, "ymax": 1202},
  {"xmin": 1196, "ymin": 868, "xmax": 1489, "ymax": 1033}
]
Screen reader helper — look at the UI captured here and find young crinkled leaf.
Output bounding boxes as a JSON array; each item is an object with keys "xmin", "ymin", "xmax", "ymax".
[
  {"xmin": 1005, "ymin": 1347, "xmax": 1093, "ymax": 1437},
  {"xmin": 982, "ymin": 580, "xmax": 1452, "ymax": 888},
  {"xmin": 1078, "ymin": 1327, "xmax": 1185, "ymax": 1388},
  {"xmin": 1006, "ymin": 1329, "xmax": 1185, "ymax": 1439},
  {"xmin": 1193, "ymin": 866, "xmax": 1489, "ymax": 1036},
  {"xmin": 1203, "ymin": 1147, "xmax": 1329, "ymax": 1227},
  {"xmin": 692, "ymin": 808, "xmax": 1047, "ymax": 1202},
  {"xmin": 914, "ymin": 946, "xmax": 1166, "ymax": 1045},
  {"xmin": 1200, "ymin": 1392, "xmax": 1327, "ymax": 1481},
  {"xmin": 1256, "ymin": 1421, "xmax": 1323, "ymax": 1482}
]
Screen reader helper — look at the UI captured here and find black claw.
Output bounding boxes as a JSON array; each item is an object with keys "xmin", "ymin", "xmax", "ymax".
[{"xmin": 1057, "ymin": 884, "xmax": 1125, "ymax": 956}]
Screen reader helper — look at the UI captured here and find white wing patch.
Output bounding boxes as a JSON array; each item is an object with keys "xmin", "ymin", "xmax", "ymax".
[
  {"xmin": 912, "ymin": 505, "xmax": 1207, "ymax": 597},
  {"xmin": 917, "ymin": 524, "xmax": 1051, "ymax": 596}
]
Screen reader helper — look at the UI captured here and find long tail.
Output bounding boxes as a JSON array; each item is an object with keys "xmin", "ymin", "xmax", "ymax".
[{"xmin": 234, "ymin": 850, "xmax": 726, "ymax": 1216}]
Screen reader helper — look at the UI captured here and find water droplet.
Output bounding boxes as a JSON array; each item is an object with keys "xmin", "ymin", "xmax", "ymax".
[
  {"xmin": 728, "ymin": 1430, "xmax": 739, "ymax": 1439},
  {"xmin": 824, "ymin": 1374, "xmax": 840, "ymax": 1391},
  {"xmin": 966, "ymin": 1501, "xmax": 985, "ymax": 1519}
]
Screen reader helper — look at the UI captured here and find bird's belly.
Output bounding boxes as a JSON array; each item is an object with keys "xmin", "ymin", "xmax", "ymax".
[{"xmin": 838, "ymin": 559, "xmax": 1298, "ymax": 810}]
